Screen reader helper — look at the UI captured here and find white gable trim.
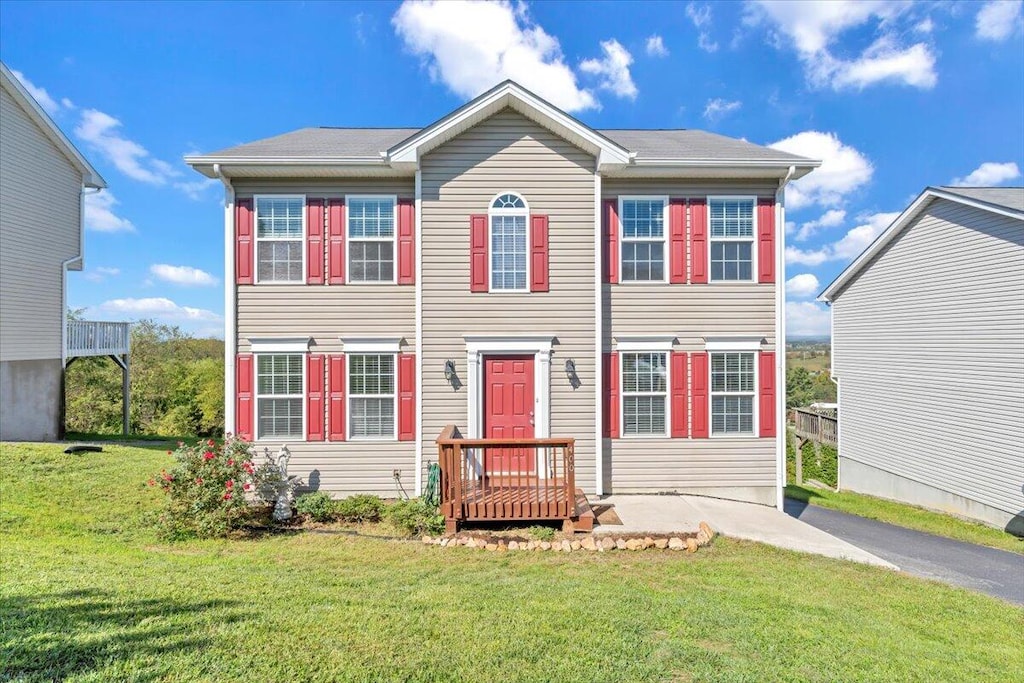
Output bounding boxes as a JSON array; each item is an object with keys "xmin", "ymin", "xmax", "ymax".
[
  {"xmin": 386, "ymin": 81, "xmax": 631, "ymax": 169},
  {"xmin": 821, "ymin": 187, "xmax": 1024, "ymax": 302}
]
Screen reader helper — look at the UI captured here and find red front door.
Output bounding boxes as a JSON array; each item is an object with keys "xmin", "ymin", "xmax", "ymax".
[{"xmin": 483, "ymin": 355, "xmax": 535, "ymax": 473}]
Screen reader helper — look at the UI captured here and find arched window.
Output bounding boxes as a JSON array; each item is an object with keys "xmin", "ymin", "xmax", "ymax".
[{"xmin": 488, "ymin": 192, "xmax": 529, "ymax": 291}]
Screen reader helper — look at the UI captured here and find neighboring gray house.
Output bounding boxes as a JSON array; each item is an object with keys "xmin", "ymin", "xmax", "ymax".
[
  {"xmin": 187, "ymin": 81, "xmax": 818, "ymax": 520},
  {"xmin": 821, "ymin": 186, "xmax": 1024, "ymax": 533},
  {"xmin": 0, "ymin": 62, "xmax": 109, "ymax": 441}
]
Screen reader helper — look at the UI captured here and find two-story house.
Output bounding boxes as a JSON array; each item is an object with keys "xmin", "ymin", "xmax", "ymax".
[{"xmin": 186, "ymin": 81, "xmax": 817, "ymax": 521}]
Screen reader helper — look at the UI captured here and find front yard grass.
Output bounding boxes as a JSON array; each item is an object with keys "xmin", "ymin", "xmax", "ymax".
[{"xmin": 2, "ymin": 442, "xmax": 1021, "ymax": 682}]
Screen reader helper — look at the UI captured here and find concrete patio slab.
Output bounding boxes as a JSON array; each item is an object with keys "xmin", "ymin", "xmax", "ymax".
[{"xmin": 595, "ymin": 494, "xmax": 897, "ymax": 569}]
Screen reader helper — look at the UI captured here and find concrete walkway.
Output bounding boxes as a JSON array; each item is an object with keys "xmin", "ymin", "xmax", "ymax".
[{"xmin": 596, "ymin": 494, "xmax": 896, "ymax": 569}]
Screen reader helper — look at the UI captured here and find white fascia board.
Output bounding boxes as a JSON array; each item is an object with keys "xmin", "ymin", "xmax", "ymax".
[
  {"xmin": 184, "ymin": 156, "xmax": 387, "ymax": 166},
  {"xmin": 614, "ymin": 335, "xmax": 676, "ymax": 352},
  {"xmin": 249, "ymin": 337, "xmax": 312, "ymax": 353},
  {"xmin": 341, "ymin": 337, "xmax": 405, "ymax": 354},
  {"xmin": 703, "ymin": 337, "xmax": 765, "ymax": 351}
]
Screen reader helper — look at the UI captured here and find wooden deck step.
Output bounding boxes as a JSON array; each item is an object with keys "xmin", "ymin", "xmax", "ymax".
[{"xmin": 569, "ymin": 488, "xmax": 594, "ymax": 532}]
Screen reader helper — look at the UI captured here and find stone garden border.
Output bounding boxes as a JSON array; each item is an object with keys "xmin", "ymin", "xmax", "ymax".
[{"xmin": 422, "ymin": 522, "xmax": 717, "ymax": 554}]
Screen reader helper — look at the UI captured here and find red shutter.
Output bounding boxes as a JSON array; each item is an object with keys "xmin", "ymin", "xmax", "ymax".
[
  {"xmin": 327, "ymin": 199, "xmax": 346, "ymax": 284},
  {"xmin": 235, "ymin": 198, "xmax": 254, "ymax": 285},
  {"xmin": 759, "ymin": 351, "xmax": 776, "ymax": 437},
  {"xmin": 397, "ymin": 198, "xmax": 415, "ymax": 285},
  {"xmin": 603, "ymin": 352, "xmax": 620, "ymax": 439},
  {"xmin": 602, "ymin": 199, "xmax": 619, "ymax": 284},
  {"xmin": 397, "ymin": 353, "xmax": 415, "ymax": 441},
  {"xmin": 327, "ymin": 354, "xmax": 346, "ymax": 441},
  {"xmin": 235, "ymin": 354, "xmax": 254, "ymax": 440},
  {"xmin": 469, "ymin": 214, "xmax": 488, "ymax": 292},
  {"xmin": 691, "ymin": 352, "xmax": 709, "ymax": 438},
  {"xmin": 671, "ymin": 351, "xmax": 688, "ymax": 438},
  {"xmin": 306, "ymin": 198, "xmax": 324, "ymax": 285},
  {"xmin": 669, "ymin": 199, "xmax": 686, "ymax": 284},
  {"xmin": 306, "ymin": 354, "xmax": 325, "ymax": 441},
  {"xmin": 757, "ymin": 198, "xmax": 775, "ymax": 283},
  {"xmin": 690, "ymin": 198, "xmax": 708, "ymax": 284},
  {"xmin": 530, "ymin": 214, "xmax": 549, "ymax": 292}
]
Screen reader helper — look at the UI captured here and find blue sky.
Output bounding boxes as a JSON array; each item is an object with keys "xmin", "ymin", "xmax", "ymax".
[{"xmin": 2, "ymin": 0, "xmax": 1022, "ymax": 339}]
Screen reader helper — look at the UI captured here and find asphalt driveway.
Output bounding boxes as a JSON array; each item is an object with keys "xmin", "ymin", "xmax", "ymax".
[{"xmin": 785, "ymin": 499, "xmax": 1024, "ymax": 605}]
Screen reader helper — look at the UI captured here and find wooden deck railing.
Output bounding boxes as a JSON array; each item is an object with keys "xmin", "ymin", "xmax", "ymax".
[
  {"xmin": 66, "ymin": 320, "xmax": 131, "ymax": 358},
  {"xmin": 436, "ymin": 425, "xmax": 575, "ymax": 533},
  {"xmin": 791, "ymin": 407, "xmax": 838, "ymax": 446}
]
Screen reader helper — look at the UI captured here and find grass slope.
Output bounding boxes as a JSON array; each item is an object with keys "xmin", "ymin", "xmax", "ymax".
[{"xmin": 2, "ymin": 442, "xmax": 1022, "ymax": 682}]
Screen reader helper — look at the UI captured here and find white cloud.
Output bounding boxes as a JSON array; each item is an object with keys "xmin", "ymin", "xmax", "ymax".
[
  {"xmin": 75, "ymin": 109, "xmax": 181, "ymax": 185},
  {"xmin": 392, "ymin": 0, "xmax": 598, "ymax": 112},
  {"xmin": 61, "ymin": 97, "xmax": 75, "ymax": 110},
  {"xmin": 703, "ymin": 98, "xmax": 742, "ymax": 121},
  {"xmin": 175, "ymin": 177, "xmax": 219, "ymax": 201},
  {"xmin": 786, "ymin": 273, "xmax": 821, "ymax": 298},
  {"xmin": 794, "ymin": 208, "xmax": 846, "ymax": 241},
  {"xmin": 9, "ymin": 69, "xmax": 61, "ymax": 115},
  {"xmin": 686, "ymin": 3, "xmax": 719, "ymax": 52},
  {"xmin": 786, "ymin": 211, "xmax": 899, "ymax": 265},
  {"xmin": 950, "ymin": 161, "xmax": 1022, "ymax": 187},
  {"xmin": 645, "ymin": 35, "xmax": 669, "ymax": 57},
  {"xmin": 90, "ymin": 297, "xmax": 222, "ymax": 323},
  {"xmin": 975, "ymin": 1, "xmax": 1024, "ymax": 41},
  {"xmin": 83, "ymin": 266, "xmax": 121, "ymax": 283},
  {"xmin": 149, "ymin": 264, "xmax": 219, "ymax": 287},
  {"xmin": 787, "ymin": 301, "xmax": 831, "ymax": 337},
  {"xmin": 580, "ymin": 39, "xmax": 638, "ymax": 100},
  {"xmin": 914, "ymin": 17, "xmax": 934, "ymax": 34},
  {"xmin": 747, "ymin": 1, "xmax": 937, "ymax": 90},
  {"xmin": 84, "ymin": 191, "xmax": 135, "ymax": 233},
  {"xmin": 770, "ymin": 131, "xmax": 873, "ymax": 210}
]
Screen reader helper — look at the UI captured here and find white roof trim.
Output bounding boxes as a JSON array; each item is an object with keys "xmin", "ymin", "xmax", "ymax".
[
  {"xmin": 703, "ymin": 337, "xmax": 764, "ymax": 351},
  {"xmin": 341, "ymin": 337, "xmax": 404, "ymax": 353},
  {"xmin": 464, "ymin": 334, "xmax": 554, "ymax": 354},
  {"xmin": 386, "ymin": 81, "xmax": 631, "ymax": 169},
  {"xmin": 0, "ymin": 62, "xmax": 105, "ymax": 189},
  {"xmin": 614, "ymin": 335, "xmax": 676, "ymax": 352},
  {"xmin": 249, "ymin": 337, "xmax": 311, "ymax": 353},
  {"xmin": 820, "ymin": 187, "xmax": 1024, "ymax": 302}
]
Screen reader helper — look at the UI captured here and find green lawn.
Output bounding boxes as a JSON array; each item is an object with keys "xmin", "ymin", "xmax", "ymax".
[
  {"xmin": 786, "ymin": 484, "xmax": 1024, "ymax": 555},
  {"xmin": 2, "ymin": 443, "xmax": 1021, "ymax": 682}
]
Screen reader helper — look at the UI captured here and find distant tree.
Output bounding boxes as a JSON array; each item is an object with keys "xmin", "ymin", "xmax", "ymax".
[{"xmin": 786, "ymin": 366, "xmax": 815, "ymax": 408}]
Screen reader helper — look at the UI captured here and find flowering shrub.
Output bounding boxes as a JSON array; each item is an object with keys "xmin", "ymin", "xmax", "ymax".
[{"xmin": 148, "ymin": 437, "xmax": 258, "ymax": 539}]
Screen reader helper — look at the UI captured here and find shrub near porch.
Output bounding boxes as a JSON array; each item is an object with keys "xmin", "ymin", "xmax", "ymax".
[{"xmin": 1, "ymin": 442, "xmax": 1021, "ymax": 682}]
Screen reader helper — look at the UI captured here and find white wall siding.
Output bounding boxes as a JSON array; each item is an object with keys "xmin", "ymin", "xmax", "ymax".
[
  {"xmin": 833, "ymin": 199, "xmax": 1024, "ymax": 519},
  {"xmin": 0, "ymin": 86, "xmax": 82, "ymax": 362}
]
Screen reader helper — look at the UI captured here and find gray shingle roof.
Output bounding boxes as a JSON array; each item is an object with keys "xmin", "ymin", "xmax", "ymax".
[
  {"xmin": 936, "ymin": 186, "xmax": 1024, "ymax": 213},
  {"xmin": 202, "ymin": 126, "xmax": 812, "ymax": 163}
]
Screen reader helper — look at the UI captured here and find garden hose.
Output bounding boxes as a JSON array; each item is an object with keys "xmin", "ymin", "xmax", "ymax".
[{"xmin": 423, "ymin": 461, "xmax": 441, "ymax": 507}]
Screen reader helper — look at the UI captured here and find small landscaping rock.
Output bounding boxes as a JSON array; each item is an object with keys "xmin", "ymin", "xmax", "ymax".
[
  {"xmin": 696, "ymin": 530, "xmax": 709, "ymax": 546},
  {"xmin": 615, "ymin": 538, "xmax": 627, "ymax": 550},
  {"xmin": 601, "ymin": 537, "xmax": 616, "ymax": 551},
  {"xmin": 686, "ymin": 538, "xmax": 698, "ymax": 553},
  {"xmin": 668, "ymin": 537, "xmax": 684, "ymax": 550},
  {"xmin": 570, "ymin": 540, "xmax": 582, "ymax": 551},
  {"xmin": 422, "ymin": 535, "xmax": 433, "ymax": 544},
  {"xmin": 540, "ymin": 541, "xmax": 551, "ymax": 551},
  {"xmin": 508, "ymin": 541, "xmax": 519, "ymax": 551},
  {"xmin": 581, "ymin": 537, "xmax": 597, "ymax": 551},
  {"xmin": 485, "ymin": 543, "xmax": 498, "ymax": 551},
  {"xmin": 699, "ymin": 521, "xmax": 715, "ymax": 540},
  {"xmin": 654, "ymin": 538, "xmax": 668, "ymax": 549},
  {"xmin": 642, "ymin": 537, "xmax": 655, "ymax": 550},
  {"xmin": 625, "ymin": 539, "xmax": 641, "ymax": 551}
]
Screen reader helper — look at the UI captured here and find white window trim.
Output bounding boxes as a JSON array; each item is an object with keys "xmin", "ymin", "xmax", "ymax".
[
  {"xmin": 703, "ymin": 337, "xmax": 763, "ymax": 352},
  {"xmin": 619, "ymin": 350, "xmax": 671, "ymax": 439},
  {"xmin": 347, "ymin": 352, "xmax": 398, "ymax": 442},
  {"xmin": 614, "ymin": 336, "xmax": 676, "ymax": 353},
  {"xmin": 345, "ymin": 194, "xmax": 398, "ymax": 285},
  {"xmin": 707, "ymin": 195, "xmax": 758, "ymax": 284},
  {"xmin": 464, "ymin": 335, "xmax": 552, "ymax": 442},
  {"xmin": 618, "ymin": 195, "xmax": 669, "ymax": 284},
  {"xmin": 487, "ymin": 191, "xmax": 530, "ymax": 294},
  {"xmin": 248, "ymin": 337, "xmax": 311, "ymax": 354},
  {"xmin": 708, "ymin": 350, "xmax": 759, "ymax": 438},
  {"xmin": 254, "ymin": 352, "xmax": 307, "ymax": 442},
  {"xmin": 340, "ymin": 337, "xmax": 404, "ymax": 354},
  {"xmin": 254, "ymin": 194, "xmax": 306, "ymax": 285}
]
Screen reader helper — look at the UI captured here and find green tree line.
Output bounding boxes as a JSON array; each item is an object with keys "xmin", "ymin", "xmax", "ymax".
[
  {"xmin": 786, "ymin": 365, "xmax": 836, "ymax": 408},
  {"xmin": 65, "ymin": 319, "xmax": 224, "ymax": 436}
]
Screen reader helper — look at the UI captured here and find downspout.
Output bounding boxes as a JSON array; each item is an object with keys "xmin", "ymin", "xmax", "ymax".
[
  {"xmin": 774, "ymin": 165, "xmax": 796, "ymax": 511},
  {"xmin": 61, "ymin": 185, "xmax": 97, "ymax": 438},
  {"xmin": 214, "ymin": 164, "xmax": 236, "ymax": 436}
]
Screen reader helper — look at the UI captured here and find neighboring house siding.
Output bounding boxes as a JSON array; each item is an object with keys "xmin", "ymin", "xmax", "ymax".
[
  {"xmin": 832, "ymin": 199, "xmax": 1024, "ymax": 524},
  {"xmin": 601, "ymin": 179, "xmax": 777, "ymax": 501},
  {"xmin": 419, "ymin": 110, "xmax": 598, "ymax": 490},
  {"xmin": 0, "ymin": 85, "xmax": 82, "ymax": 362},
  {"xmin": 233, "ymin": 179, "xmax": 416, "ymax": 497}
]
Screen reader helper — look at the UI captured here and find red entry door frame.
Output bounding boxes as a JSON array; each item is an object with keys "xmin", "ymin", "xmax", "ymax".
[{"xmin": 482, "ymin": 354, "xmax": 536, "ymax": 474}]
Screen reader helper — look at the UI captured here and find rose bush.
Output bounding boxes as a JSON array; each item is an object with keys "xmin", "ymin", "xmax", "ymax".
[{"xmin": 148, "ymin": 436, "xmax": 259, "ymax": 539}]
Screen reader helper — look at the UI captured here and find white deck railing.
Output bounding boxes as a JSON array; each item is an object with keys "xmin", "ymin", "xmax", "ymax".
[{"xmin": 66, "ymin": 320, "xmax": 131, "ymax": 358}]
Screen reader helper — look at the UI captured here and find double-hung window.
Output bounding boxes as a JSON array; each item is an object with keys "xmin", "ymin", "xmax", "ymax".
[
  {"xmin": 710, "ymin": 352, "xmax": 755, "ymax": 435},
  {"xmin": 620, "ymin": 197, "xmax": 667, "ymax": 282},
  {"xmin": 709, "ymin": 197, "xmax": 755, "ymax": 282},
  {"xmin": 256, "ymin": 354, "xmax": 304, "ymax": 439},
  {"xmin": 348, "ymin": 196, "xmax": 396, "ymax": 283},
  {"xmin": 621, "ymin": 352, "xmax": 669, "ymax": 436},
  {"xmin": 489, "ymin": 192, "xmax": 528, "ymax": 291},
  {"xmin": 349, "ymin": 353, "xmax": 396, "ymax": 439},
  {"xmin": 255, "ymin": 196, "xmax": 304, "ymax": 282}
]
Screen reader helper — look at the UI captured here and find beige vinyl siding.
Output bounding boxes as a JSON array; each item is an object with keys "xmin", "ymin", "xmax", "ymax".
[
  {"xmin": 234, "ymin": 179, "xmax": 416, "ymax": 495},
  {"xmin": 420, "ymin": 109, "xmax": 598, "ymax": 490},
  {"xmin": 832, "ymin": 198, "xmax": 1024, "ymax": 518},
  {"xmin": 601, "ymin": 179, "xmax": 777, "ymax": 501},
  {"xmin": 0, "ymin": 85, "xmax": 82, "ymax": 362}
]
